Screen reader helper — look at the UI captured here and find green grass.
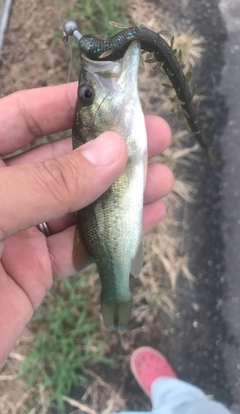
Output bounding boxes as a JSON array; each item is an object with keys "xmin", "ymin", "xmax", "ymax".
[
  {"xmin": 68, "ymin": 0, "xmax": 129, "ymax": 37},
  {"xmin": 19, "ymin": 277, "xmax": 112, "ymax": 413}
]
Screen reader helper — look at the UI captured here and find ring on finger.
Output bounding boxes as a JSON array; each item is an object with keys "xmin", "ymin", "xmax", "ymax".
[{"xmin": 37, "ymin": 222, "xmax": 52, "ymax": 237}]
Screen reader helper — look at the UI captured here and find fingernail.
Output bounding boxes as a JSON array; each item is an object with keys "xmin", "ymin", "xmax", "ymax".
[{"xmin": 80, "ymin": 132, "xmax": 122, "ymax": 166}]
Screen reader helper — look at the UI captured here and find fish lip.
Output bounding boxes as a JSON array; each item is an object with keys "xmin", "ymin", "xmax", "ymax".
[
  {"xmin": 80, "ymin": 40, "xmax": 141, "ymax": 79},
  {"xmin": 81, "ymin": 53, "xmax": 122, "ymax": 77}
]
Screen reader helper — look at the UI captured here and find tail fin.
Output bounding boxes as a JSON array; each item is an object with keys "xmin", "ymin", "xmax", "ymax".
[{"xmin": 101, "ymin": 298, "xmax": 132, "ymax": 330}]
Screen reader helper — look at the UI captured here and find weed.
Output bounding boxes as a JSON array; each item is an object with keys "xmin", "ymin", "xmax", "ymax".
[
  {"xmin": 68, "ymin": 0, "xmax": 129, "ymax": 37},
  {"xmin": 19, "ymin": 276, "xmax": 112, "ymax": 413}
]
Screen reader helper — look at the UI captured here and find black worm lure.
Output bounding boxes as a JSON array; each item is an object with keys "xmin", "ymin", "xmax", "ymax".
[{"xmin": 63, "ymin": 21, "xmax": 209, "ymax": 156}]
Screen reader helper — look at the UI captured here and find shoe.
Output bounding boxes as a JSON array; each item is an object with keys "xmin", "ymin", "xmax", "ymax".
[{"xmin": 130, "ymin": 346, "xmax": 177, "ymax": 397}]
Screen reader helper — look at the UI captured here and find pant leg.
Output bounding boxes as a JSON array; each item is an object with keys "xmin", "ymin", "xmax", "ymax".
[{"xmin": 151, "ymin": 377, "xmax": 232, "ymax": 414}]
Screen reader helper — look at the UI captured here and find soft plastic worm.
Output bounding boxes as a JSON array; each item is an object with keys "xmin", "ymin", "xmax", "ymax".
[{"xmin": 64, "ymin": 21, "xmax": 209, "ymax": 155}]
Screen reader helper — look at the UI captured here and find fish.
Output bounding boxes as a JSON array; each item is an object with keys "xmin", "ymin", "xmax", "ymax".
[{"xmin": 72, "ymin": 41, "xmax": 147, "ymax": 330}]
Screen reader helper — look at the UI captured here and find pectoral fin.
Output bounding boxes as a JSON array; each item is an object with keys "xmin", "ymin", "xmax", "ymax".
[
  {"xmin": 131, "ymin": 239, "xmax": 144, "ymax": 278},
  {"xmin": 72, "ymin": 218, "xmax": 93, "ymax": 271}
]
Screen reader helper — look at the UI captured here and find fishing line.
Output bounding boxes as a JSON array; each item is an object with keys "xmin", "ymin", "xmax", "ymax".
[{"xmin": 55, "ymin": 6, "xmax": 73, "ymax": 83}]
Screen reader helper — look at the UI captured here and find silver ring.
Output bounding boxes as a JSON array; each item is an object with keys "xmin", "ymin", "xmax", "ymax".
[{"xmin": 37, "ymin": 222, "xmax": 52, "ymax": 237}]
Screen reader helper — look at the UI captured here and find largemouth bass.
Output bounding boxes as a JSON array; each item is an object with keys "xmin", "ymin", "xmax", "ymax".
[{"xmin": 72, "ymin": 41, "xmax": 147, "ymax": 330}]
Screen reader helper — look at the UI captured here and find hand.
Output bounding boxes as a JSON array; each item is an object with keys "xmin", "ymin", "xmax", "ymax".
[{"xmin": 0, "ymin": 83, "xmax": 173, "ymax": 362}]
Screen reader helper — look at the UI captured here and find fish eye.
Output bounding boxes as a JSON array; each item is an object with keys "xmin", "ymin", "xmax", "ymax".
[{"xmin": 78, "ymin": 85, "xmax": 95, "ymax": 106}]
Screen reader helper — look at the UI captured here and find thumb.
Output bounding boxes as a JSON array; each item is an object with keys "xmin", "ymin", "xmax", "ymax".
[{"xmin": 0, "ymin": 132, "xmax": 127, "ymax": 240}]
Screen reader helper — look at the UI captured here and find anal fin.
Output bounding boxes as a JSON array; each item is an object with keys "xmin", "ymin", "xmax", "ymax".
[{"xmin": 131, "ymin": 239, "xmax": 144, "ymax": 278}]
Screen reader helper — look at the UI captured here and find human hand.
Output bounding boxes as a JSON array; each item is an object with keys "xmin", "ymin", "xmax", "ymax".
[{"xmin": 0, "ymin": 83, "xmax": 173, "ymax": 362}]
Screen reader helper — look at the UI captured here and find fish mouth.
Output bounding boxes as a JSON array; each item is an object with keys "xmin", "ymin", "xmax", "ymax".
[
  {"xmin": 81, "ymin": 40, "xmax": 141, "ymax": 86},
  {"xmin": 78, "ymin": 41, "xmax": 142, "ymax": 134},
  {"xmin": 81, "ymin": 53, "xmax": 122, "ymax": 76}
]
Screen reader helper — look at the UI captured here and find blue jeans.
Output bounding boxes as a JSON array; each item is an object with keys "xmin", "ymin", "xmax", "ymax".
[
  {"xmin": 70, "ymin": 377, "xmax": 232, "ymax": 414},
  {"xmin": 117, "ymin": 378, "xmax": 232, "ymax": 414}
]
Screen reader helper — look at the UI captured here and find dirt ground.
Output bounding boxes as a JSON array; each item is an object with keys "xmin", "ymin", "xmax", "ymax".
[
  {"xmin": 0, "ymin": 0, "xmax": 72, "ymax": 95},
  {"xmin": 0, "ymin": 0, "xmax": 199, "ymax": 412}
]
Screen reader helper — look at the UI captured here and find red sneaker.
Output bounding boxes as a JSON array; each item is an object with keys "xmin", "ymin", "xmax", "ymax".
[{"xmin": 130, "ymin": 346, "xmax": 177, "ymax": 397}]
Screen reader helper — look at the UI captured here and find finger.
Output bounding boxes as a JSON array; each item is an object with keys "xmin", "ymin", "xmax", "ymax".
[
  {"xmin": 6, "ymin": 115, "xmax": 170, "ymax": 167},
  {"xmin": 4, "ymin": 116, "xmax": 170, "ymax": 165},
  {"xmin": 0, "ymin": 264, "xmax": 34, "ymax": 362},
  {"xmin": 42, "ymin": 162, "xmax": 173, "ymax": 236},
  {"xmin": 144, "ymin": 163, "xmax": 174, "ymax": 204},
  {"xmin": 47, "ymin": 214, "xmax": 76, "ymax": 234},
  {"xmin": 0, "ymin": 83, "xmax": 77, "ymax": 155},
  {"xmin": 145, "ymin": 115, "xmax": 172, "ymax": 158},
  {"xmin": 39, "ymin": 163, "xmax": 172, "ymax": 237},
  {"xmin": 48, "ymin": 199, "xmax": 166, "ymax": 281},
  {"xmin": 0, "ymin": 132, "xmax": 127, "ymax": 240},
  {"xmin": 142, "ymin": 199, "xmax": 166, "ymax": 234},
  {"xmin": 39, "ymin": 162, "xmax": 173, "ymax": 236},
  {"xmin": 0, "ymin": 226, "xmax": 52, "ymax": 362},
  {"xmin": 6, "ymin": 140, "xmax": 172, "ymax": 238},
  {"xmin": 6, "ymin": 137, "xmax": 72, "ymax": 166},
  {"xmin": 44, "ymin": 162, "xmax": 174, "ymax": 235},
  {"xmin": 0, "ymin": 81, "xmax": 171, "ymax": 158},
  {"xmin": 48, "ymin": 226, "xmax": 80, "ymax": 280}
]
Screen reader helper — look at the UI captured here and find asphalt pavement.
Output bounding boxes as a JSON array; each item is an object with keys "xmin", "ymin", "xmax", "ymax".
[{"xmin": 155, "ymin": 0, "xmax": 240, "ymax": 412}]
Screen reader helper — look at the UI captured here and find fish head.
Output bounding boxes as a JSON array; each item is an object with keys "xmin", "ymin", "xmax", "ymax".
[{"xmin": 72, "ymin": 41, "xmax": 142, "ymax": 145}]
